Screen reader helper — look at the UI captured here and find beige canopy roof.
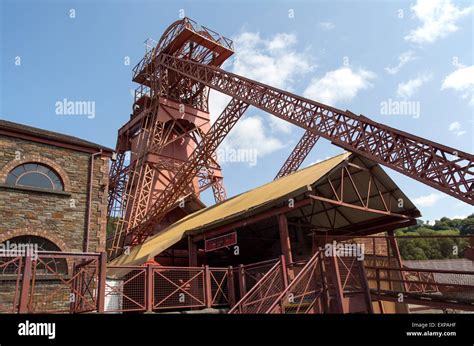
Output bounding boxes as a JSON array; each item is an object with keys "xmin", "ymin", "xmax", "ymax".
[{"xmin": 110, "ymin": 152, "xmax": 420, "ymax": 269}]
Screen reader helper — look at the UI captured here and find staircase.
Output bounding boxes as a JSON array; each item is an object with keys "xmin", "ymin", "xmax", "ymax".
[
  {"xmin": 229, "ymin": 251, "xmax": 373, "ymax": 314},
  {"xmin": 267, "ymin": 251, "xmax": 327, "ymax": 313},
  {"xmin": 324, "ymin": 254, "xmax": 373, "ymax": 313},
  {"xmin": 228, "ymin": 257, "xmax": 288, "ymax": 313}
]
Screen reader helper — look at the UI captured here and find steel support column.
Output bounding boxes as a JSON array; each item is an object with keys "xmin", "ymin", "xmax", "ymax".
[
  {"xmin": 18, "ymin": 255, "xmax": 32, "ymax": 313},
  {"xmin": 277, "ymin": 214, "xmax": 293, "ymax": 264},
  {"xmin": 327, "ymin": 255, "xmax": 346, "ymax": 313},
  {"xmin": 97, "ymin": 252, "xmax": 107, "ymax": 313},
  {"xmin": 275, "ymin": 130, "xmax": 320, "ymax": 180},
  {"xmin": 387, "ymin": 229, "xmax": 408, "ymax": 292},
  {"xmin": 188, "ymin": 236, "xmax": 198, "ymax": 267}
]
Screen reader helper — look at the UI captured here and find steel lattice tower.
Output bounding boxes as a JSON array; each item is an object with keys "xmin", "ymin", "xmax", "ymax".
[{"xmin": 107, "ymin": 17, "xmax": 474, "ymax": 259}]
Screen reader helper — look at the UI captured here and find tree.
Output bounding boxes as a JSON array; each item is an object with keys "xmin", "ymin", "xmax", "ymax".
[
  {"xmin": 396, "ymin": 228, "xmax": 468, "ymax": 260},
  {"xmin": 107, "ymin": 217, "xmax": 119, "ymax": 237},
  {"xmin": 460, "ymin": 217, "xmax": 474, "ymax": 235}
]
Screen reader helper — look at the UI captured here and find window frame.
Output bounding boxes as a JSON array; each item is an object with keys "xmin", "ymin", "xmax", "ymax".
[{"xmin": 6, "ymin": 162, "xmax": 65, "ymax": 192}]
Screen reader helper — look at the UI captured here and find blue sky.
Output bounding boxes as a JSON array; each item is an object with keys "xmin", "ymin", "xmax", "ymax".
[{"xmin": 1, "ymin": 0, "xmax": 473, "ymax": 222}]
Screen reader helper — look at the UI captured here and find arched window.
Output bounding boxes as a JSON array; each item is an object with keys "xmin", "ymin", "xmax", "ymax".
[
  {"xmin": 5, "ymin": 163, "xmax": 64, "ymax": 191},
  {"xmin": 0, "ymin": 236, "xmax": 67, "ymax": 275}
]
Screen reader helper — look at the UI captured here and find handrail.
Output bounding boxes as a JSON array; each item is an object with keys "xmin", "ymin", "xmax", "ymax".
[
  {"xmin": 228, "ymin": 259, "xmax": 282, "ymax": 313},
  {"xmin": 238, "ymin": 258, "xmax": 279, "ymax": 270},
  {"xmin": 368, "ymin": 266, "xmax": 474, "ymax": 293},
  {"xmin": 366, "ymin": 266, "xmax": 474, "ymax": 275},
  {"xmin": 314, "ymin": 235, "xmax": 474, "ymax": 240},
  {"xmin": 266, "ymin": 251, "xmax": 321, "ymax": 313}
]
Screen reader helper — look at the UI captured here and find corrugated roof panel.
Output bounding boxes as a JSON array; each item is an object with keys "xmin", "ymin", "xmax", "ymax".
[{"xmin": 110, "ymin": 153, "xmax": 350, "ymax": 267}]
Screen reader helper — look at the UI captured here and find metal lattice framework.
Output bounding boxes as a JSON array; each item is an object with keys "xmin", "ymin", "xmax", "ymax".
[
  {"xmin": 275, "ymin": 130, "xmax": 320, "ymax": 180},
  {"xmin": 126, "ymin": 99, "xmax": 249, "ymax": 248},
  {"xmin": 158, "ymin": 53, "xmax": 473, "ymax": 204},
  {"xmin": 107, "ymin": 18, "xmax": 238, "ymax": 257},
  {"xmin": 107, "ymin": 17, "xmax": 473, "ymax": 258}
]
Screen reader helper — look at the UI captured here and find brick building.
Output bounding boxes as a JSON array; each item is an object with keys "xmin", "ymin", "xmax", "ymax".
[{"xmin": 0, "ymin": 120, "xmax": 113, "ymax": 253}]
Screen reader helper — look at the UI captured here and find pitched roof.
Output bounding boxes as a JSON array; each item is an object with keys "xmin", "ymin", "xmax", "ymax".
[
  {"xmin": 0, "ymin": 119, "xmax": 114, "ymax": 154},
  {"xmin": 110, "ymin": 153, "xmax": 351, "ymax": 268},
  {"xmin": 109, "ymin": 151, "xmax": 421, "ymax": 272},
  {"xmin": 111, "ymin": 152, "xmax": 422, "ymax": 271}
]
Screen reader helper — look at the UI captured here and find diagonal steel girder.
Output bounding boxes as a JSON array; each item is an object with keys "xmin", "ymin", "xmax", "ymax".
[
  {"xmin": 275, "ymin": 130, "xmax": 320, "ymax": 180},
  {"xmin": 158, "ymin": 54, "xmax": 474, "ymax": 205},
  {"xmin": 121, "ymin": 98, "xmax": 250, "ymax": 249}
]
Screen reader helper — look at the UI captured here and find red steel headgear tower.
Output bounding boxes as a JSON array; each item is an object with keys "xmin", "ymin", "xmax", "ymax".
[
  {"xmin": 107, "ymin": 18, "xmax": 236, "ymax": 257},
  {"xmin": 107, "ymin": 17, "xmax": 473, "ymax": 259}
]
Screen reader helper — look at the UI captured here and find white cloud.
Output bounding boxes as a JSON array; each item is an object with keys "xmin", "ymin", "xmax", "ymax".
[
  {"xmin": 307, "ymin": 156, "xmax": 332, "ymax": 167},
  {"xmin": 303, "ymin": 67, "xmax": 376, "ymax": 105},
  {"xmin": 221, "ymin": 115, "xmax": 286, "ymax": 160},
  {"xmin": 441, "ymin": 65, "xmax": 474, "ymax": 105},
  {"xmin": 318, "ymin": 22, "xmax": 335, "ymax": 31},
  {"xmin": 385, "ymin": 51, "xmax": 416, "ymax": 74},
  {"xmin": 232, "ymin": 32, "xmax": 313, "ymax": 89},
  {"xmin": 405, "ymin": 0, "xmax": 473, "ymax": 44},
  {"xmin": 448, "ymin": 121, "xmax": 466, "ymax": 136},
  {"xmin": 412, "ymin": 193, "xmax": 444, "ymax": 207},
  {"xmin": 267, "ymin": 33, "xmax": 297, "ymax": 51},
  {"xmin": 209, "ymin": 90, "xmax": 231, "ymax": 124},
  {"xmin": 209, "ymin": 31, "xmax": 314, "ymax": 160},
  {"xmin": 397, "ymin": 74, "xmax": 431, "ymax": 99}
]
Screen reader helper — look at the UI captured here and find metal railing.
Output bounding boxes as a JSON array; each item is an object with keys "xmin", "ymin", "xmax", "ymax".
[
  {"xmin": 233, "ymin": 258, "xmax": 278, "ymax": 300},
  {"xmin": 230, "ymin": 250, "xmax": 374, "ymax": 314},
  {"xmin": 104, "ymin": 266, "xmax": 147, "ymax": 313},
  {"xmin": 0, "ymin": 256, "xmax": 24, "ymax": 313},
  {"xmin": 132, "ymin": 17, "xmax": 233, "ymax": 82},
  {"xmin": 268, "ymin": 251, "xmax": 326, "ymax": 314},
  {"xmin": 2, "ymin": 233, "xmax": 473, "ymax": 314},
  {"xmin": 368, "ymin": 266, "xmax": 474, "ymax": 296},
  {"xmin": 313, "ymin": 234, "xmax": 473, "ymax": 258},
  {"xmin": 229, "ymin": 256, "xmax": 288, "ymax": 314},
  {"xmin": 0, "ymin": 251, "xmax": 106, "ymax": 314},
  {"xmin": 181, "ymin": 17, "xmax": 234, "ymax": 51},
  {"xmin": 105, "ymin": 264, "xmax": 235, "ymax": 313}
]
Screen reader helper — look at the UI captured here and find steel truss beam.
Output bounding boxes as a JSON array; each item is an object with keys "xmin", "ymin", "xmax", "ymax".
[
  {"xmin": 308, "ymin": 162, "xmax": 417, "ymax": 233},
  {"xmin": 115, "ymin": 98, "xmax": 249, "ymax": 254},
  {"xmin": 107, "ymin": 107, "xmax": 230, "ymax": 257},
  {"xmin": 275, "ymin": 130, "xmax": 320, "ymax": 180},
  {"xmin": 158, "ymin": 54, "xmax": 474, "ymax": 205}
]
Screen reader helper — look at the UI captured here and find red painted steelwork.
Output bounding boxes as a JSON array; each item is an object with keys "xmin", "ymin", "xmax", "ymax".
[
  {"xmin": 106, "ymin": 18, "xmax": 237, "ymax": 258},
  {"xmin": 109, "ymin": 17, "xmax": 472, "ymax": 259},
  {"xmin": 125, "ymin": 99, "xmax": 249, "ymax": 249},
  {"xmin": 275, "ymin": 130, "xmax": 320, "ymax": 180},
  {"xmin": 0, "ymin": 251, "xmax": 105, "ymax": 314},
  {"xmin": 159, "ymin": 53, "xmax": 473, "ymax": 205}
]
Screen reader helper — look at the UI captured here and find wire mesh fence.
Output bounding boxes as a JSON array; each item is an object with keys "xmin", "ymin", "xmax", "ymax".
[
  {"xmin": 104, "ymin": 264, "xmax": 234, "ymax": 312},
  {"xmin": 0, "ymin": 251, "xmax": 105, "ymax": 314},
  {"xmin": 229, "ymin": 258, "xmax": 286, "ymax": 314},
  {"xmin": 269, "ymin": 252, "xmax": 325, "ymax": 314},
  {"xmin": 105, "ymin": 266, "xmax": 147, "ymax": 312},
  {"xmin": 2, "ymin": 234, "xmax": 473, "ymax": 314},
  {"xmin": 153, "ymin": 266, "xmax": 206, "ymax": 310}
]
